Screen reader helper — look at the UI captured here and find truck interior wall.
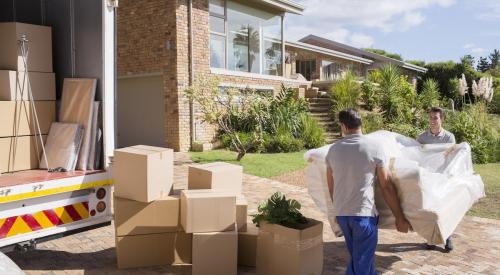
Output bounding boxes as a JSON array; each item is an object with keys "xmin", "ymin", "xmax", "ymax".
[{"xmin": 0, "ymin": 0, "xmax": 105, "ymax": 169}]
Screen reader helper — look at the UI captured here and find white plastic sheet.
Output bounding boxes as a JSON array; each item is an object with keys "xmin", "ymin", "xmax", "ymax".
[{"xmin": 305, "ymin": 130, "xmax": 485, "ymax": 244}]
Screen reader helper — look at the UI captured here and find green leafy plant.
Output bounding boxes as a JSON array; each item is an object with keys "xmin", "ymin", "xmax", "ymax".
[
  {"xmin": 361, "ymin": 112, "xmax": 384, "ymax": 134},
  {"xmin": 419, "ymin": 78, "xmax": 441, "ymax": 110},
  {"xmin": 298, "ymin": 113, "xmax": 325, "ymax": 149},
  {"xmin": 252, "ymin": 192, "xmax": 308, "ymax": 229},
  {"xmin": 329, "ymin": 70, "xmax": 361, "ymax": 113},
  {"xmin": 264, "ymin": 128, "xmax": 304, "ymax": 153},
  {"xmin": 361, "ymin": 80, "xmax": 379, "ymax": 111}
]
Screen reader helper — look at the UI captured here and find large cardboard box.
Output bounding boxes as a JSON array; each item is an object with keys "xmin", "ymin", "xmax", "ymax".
[
  {"xmin": 114, "ymin": 195, "xmax": 180, "ymax": 236},
  {"xmin": 238, "ymin": 222, "xmax": 258, "ymax": 267},
  {"xmin": 188, "ymin": 162, "xmax": 243, "ymax": 193},
  {"xmin": 113, "ymin": 145, "xmax": 174, "ymax": 202},
  {"xmin": 180, "ymin": 189, "xmax": 236, "ymax": 233},
  {"xmin": 0, "ymin": 71, "xmax": 56, "ymax": 100},
  {"xmin": 256, "ymin": 219, "xmax": 324, "ymax": 275},
  {"xmin": 0, "ymin": 135, "xmax": 46, "ymax": 173},
  {"xmin": 0, "ymin": 23, "xmax": 52, "ymax": 73},
  {"xmin": 115, "ymin": 231, "xmax": 192, "ymax": 269},
  {"xmin": 0, "ymin": 101, "xmax": 55, "ymax": 137},
  {"xmin": 192, "ymin": 224, "xmax": 237, "ymax": 275},
  {"xmin": 236, "ymin": 196, "xmax": 248, "ymax": 232}
]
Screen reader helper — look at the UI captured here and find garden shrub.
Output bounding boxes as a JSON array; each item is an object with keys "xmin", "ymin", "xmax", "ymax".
[
  {"xmin": 330, "ymin": 70, "xmax": 361, "ymax": 113},
  {"xmin": 361, "ymin": 80, "xmax": 379, "ymax": 111},
  {"xmin": 361, "ymin": 112, "xmax": 384, "ymax": 134},
  {"xmin": 298, "ymin": 114, "xmax": 325, "ymax": 149},
  {"xmin": 419, "ymin": 78, "xmax": 441, "ymax": 110},
  {"xmin": 264, "ymin": 129, "xmax": 304, "ymax": 153}
]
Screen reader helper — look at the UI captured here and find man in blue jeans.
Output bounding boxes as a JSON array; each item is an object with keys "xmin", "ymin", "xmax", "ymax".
[{"xmin": 326, "ymin": 109, "xmax": 411, "ymax": 275}]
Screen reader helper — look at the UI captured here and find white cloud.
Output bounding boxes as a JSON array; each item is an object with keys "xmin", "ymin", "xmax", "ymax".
[
  {"xmin": 470, "ymin": 47, "xmax": 488, "ymax": 55},
  {"xmin": 286, "ymin": 0, "xmax": 456, "ymax": 47},
  {"xmin": 463, "ymin": 43, "xmax": 475, "ymax": 49}
]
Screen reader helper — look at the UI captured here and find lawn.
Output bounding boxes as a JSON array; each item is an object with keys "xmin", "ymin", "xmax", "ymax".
[
  {"xmin": 190, "ymin": 149, "xmax": 307, "ymax": 178},
  {"xmin": 469, "ymin": 162, "xmax": 500, "ymax": 220}
]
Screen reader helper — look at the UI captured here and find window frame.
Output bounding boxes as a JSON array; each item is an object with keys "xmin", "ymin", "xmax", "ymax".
[{"xmin": 210, "ymin": 0, "xmax": 228, "ymax": 68}]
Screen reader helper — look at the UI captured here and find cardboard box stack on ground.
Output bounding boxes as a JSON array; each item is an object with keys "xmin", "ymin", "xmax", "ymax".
[
  {"xmin": 256, "ymin": 219, "xmax": 324, "ymax": 275},
  {"xmin": 0, "ymin": 23, "xmax": 56, "ymax": 174},
  {"xmin": 185, "ymin": 162, "xmax": 245, "ymax": 275},
  {"xmin": 238, "ymin": 222, "xmax": 259, "ymax": 267},
  {"xmin": 113, "ymin": 145, "xmax": 190, "ymax": 269}
]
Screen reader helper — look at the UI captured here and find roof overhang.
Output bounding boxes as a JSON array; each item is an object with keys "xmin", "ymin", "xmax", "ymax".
[
  {"xmin": 286, "ymin": 41, "xmax": 373, "ymax": 64},
  {"xmin": 402, "ymin": 62, "xmax": 427, "ymax": 73},
  {"xmin": 252, "ymin": 0, "xmax": 305, "ymax": 14}
]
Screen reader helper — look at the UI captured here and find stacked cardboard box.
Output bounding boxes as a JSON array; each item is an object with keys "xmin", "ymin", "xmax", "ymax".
[
  {"xmin": 112, "ymin": 145, "xmax": 189, "ymax": 269},
  {"xmin": 0, "ymin": 23, "xmax": 56, "ymax": 173},
  {"xmin": 186, "ymin": 162, "xmax": 246, "ymax": 275}
]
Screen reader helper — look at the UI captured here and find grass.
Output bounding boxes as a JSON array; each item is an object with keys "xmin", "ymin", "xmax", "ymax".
[
  {"xmin": 469, "ymin": 162, "xmax": 500, "ymax": 220},
  {"xmin": 189, "ymin": 149, "xmax": 307, "ymax": 178}
]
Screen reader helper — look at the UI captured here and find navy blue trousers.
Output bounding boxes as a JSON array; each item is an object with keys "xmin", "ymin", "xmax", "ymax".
[{"xmin": 336, "ymin": 216, "xmax": 379, "ymax": 275}]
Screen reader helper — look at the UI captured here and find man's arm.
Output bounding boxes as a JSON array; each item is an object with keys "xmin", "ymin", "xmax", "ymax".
[
  {"xmin": 327, "ymin": 166, "xmax": 334, "ymax": 201},
  {"xmin": 376, "ymin": 166, "xmax": 411, "ymax": 233}
]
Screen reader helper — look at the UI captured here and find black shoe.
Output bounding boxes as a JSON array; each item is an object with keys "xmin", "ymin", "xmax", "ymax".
[
  {"xmin": 445, "ymin": 237, "xmax": 454, "ymax": 252},
  {"xmin": 425, "ymin": 243, "xmax": 437, "ymax": 250}
]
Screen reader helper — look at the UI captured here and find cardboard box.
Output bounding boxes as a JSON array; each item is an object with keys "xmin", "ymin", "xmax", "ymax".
[
  {"xmin": 192, "ymin": 224, "xmax": 237, "ymax": 275},
  {"xmin": 114, "ymin": 195, "xmax": 180, "ymax": 236},
  {"xmin": 236, "ymin": 196, "xmax": 248, "ymax": 232},
  {"xmin": 256, "ymin": 219, "xmax": 324, "ymax": 275},
  {"xmin": 116, "ymin": 231, "xmax": 192, "ymax": 269},
  {"xmin": 180, "ymin": 189, "xmax": 236, "ymax": 233},
  {"xmin": 0, "ymin": 135, "xmax": 46, "ymax": 173},
  {"xmin": 0, "ymin": 70, "xmax": 56, "ymax": 100},
  {"xmin": 188, "ymin": 162, "xmax": 243, "ymax": 194},
  {"xmin": 0, "ymin": 101, "xmax": 55, "ymax": 137},
  {"xmin": 113, "ymin": 145, "xmax": 174, "ymax": 202},
  {"xmin": 0, "ymin": 23, "xmax": 53, "ymax": 72},
  {"xmin": 238, "ymin": 222, "xmax": 258, "ymax": 267}
]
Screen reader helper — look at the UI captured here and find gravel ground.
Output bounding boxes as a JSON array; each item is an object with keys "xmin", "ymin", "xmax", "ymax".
[{"xmin": 271, "ymin": 168, "xmax": 306, "ymax": 187}]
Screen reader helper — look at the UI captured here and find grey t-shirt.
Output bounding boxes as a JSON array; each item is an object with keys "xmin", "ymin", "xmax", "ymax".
[
  {"xmin": 417, "ymin": 128, "xmax": 456, "ymax": 144},
  {"xmin": 325, "ymin": 134, "xmax": 387, "ymax": 217}
]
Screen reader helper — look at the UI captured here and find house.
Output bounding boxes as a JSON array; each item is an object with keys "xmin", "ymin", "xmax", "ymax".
[
  {"xmin": 298, "ymin": 34, "xmax": 427, "ymax": 84},
  {"xmin": 117, "ymin": 0, "xmax": 427, "ymax": 152},
  {"xmin": 117, "ymin": 0, "xmax": 308, "ymax": 152}
]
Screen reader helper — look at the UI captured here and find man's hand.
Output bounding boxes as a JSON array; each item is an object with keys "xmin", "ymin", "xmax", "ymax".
[{"xmin": 395, "ymin": 217, "xmax": 411, "ymax": 233}]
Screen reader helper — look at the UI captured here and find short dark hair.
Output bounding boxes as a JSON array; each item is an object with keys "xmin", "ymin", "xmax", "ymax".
[
  {"xmin": 338, "ymin": 108, "xmax": 362, "ymax": 129},
  {"xmin": 428, "ymin": 107, "xmax": 445, "ymax": 119}
]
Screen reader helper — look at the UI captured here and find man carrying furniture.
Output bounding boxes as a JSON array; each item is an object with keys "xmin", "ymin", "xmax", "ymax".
[
  {"xmin": 326, "ymin": 108, "xmax": 411, "ymax": 275},
  {"xmin": 417, "ymin": 106, "xmax": 456, "ymax": 251}
]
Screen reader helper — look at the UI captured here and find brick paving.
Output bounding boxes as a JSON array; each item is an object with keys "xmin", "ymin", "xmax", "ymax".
[{"xmin": 6, "ymin": 154, "xmax": 500, "ymax": 274}]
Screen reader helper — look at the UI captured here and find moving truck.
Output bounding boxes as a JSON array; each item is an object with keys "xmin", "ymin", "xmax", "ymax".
[{"xmin": 0, "ymin": 0, "xmax": 117, "ymax": 252}]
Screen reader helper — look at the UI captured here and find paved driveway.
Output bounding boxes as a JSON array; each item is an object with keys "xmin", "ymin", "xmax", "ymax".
[{"xmin": 7, "ymin": 160, "xmax": 500, "ymax": 274}]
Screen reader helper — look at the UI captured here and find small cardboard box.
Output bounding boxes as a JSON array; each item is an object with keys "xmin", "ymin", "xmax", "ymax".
[
  {"xmin": 0, "ymin": 101, "xmax": 55, "ymax": 137},
  {"xmin": 238, "ymin": 222, "xmax": 258, "ymax": 267},
  {"xmin": 116, "ymin": 231, "xmax": 192, "ymax": 269},
  {"xmin": 0, "ymin": 135, "xmax": 46, "ymax": 172},
  {"xmin": 0, "ymin": 70, "xmax": 56, "ymax": 100},
  {"xmin": 114, "ymin": 195, "xmax": 180, "ymax": 236},
  {"xmin": 113, "ymin": 145, "xmax": 174, "ymax": 203},
  {"xmin": 188, "ymin": 162, "xmax": 243, "ymax": 194},
  {"xmin": 236, "ymin": 196, "xmax": 248, "ymax": 232},
  {"xmin": 180, "ymin": 189, "xmax": 236, "ymax": 233},
  {"xmin": 192, "ymin": 224, "xmax": 237, "ymax": 275},
  {"xmin": 0, "ymin": 23, "xmax": 53, "ymax": 72},
  {"xmin": 256, "ymin": 219, "xmax": 324, "ymax": 275}
]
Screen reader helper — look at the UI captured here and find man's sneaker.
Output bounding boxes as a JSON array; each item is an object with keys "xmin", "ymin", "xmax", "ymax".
[
  {"xmin": 445, "ymin": 237, "xmax": 454, "ymax": 252},
  {"xmin": 425, "ymin": 243, "xmax": 436, "ymax": 250}
]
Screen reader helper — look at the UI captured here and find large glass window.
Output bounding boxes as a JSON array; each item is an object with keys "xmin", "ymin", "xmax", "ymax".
[
  {"xmin": 296, "ymin": 60, "xmax": 316, "ymax": 80},
  {"xmin": 209, "ymin": 0, "xmax": 283, "ymax": 76},
  {"xmin": 210, "ymin": 0, "xmax": 226, "ymax": 68}
]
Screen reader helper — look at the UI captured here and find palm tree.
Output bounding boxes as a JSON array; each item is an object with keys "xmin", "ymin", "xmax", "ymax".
[{"xmin": 233, "ymin": 25, "xmax": 260, "ymax": 72}]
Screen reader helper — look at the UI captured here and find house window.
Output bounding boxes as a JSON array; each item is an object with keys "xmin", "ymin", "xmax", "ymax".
[
  {"xmin": 210, "ymin": 0, "xmax": 226, "ymax": 68},
  {"xmin": 296, "ymin": 60, "xmax": 316, "ymax": 80},
  {"xmin": 209, "ymin": 0, "xmax": 283, "ymax": 76}
]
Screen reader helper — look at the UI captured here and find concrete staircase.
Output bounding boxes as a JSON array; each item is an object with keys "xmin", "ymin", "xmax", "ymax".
[{"xmin": 306, "ymin": 94, "xmax": 340, "ymax": 144}]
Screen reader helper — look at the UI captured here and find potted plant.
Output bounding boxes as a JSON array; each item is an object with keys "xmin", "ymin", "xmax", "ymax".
[{"xmin": 252, "ymin": 192, "xmax": 323, "ymax": 275}]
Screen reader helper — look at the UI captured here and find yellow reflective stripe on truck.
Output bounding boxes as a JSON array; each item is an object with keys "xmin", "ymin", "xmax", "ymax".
[{"xmin": 0, "ymin": 179, "xmax": 113, "ymax": 203}]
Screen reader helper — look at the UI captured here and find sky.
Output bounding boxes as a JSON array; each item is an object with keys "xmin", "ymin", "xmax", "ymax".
[{"xmin": 285, "ymin": 0, "xmax": 500, "ymax": 64}]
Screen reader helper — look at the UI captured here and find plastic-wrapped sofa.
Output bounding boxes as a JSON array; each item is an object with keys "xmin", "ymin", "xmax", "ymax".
[{"xmin": 305, "ymin": 130, "xmax": 485, "ymax": 244}]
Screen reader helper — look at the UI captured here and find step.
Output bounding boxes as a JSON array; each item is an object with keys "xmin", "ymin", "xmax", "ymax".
[
  {"xmin": 307, "ymin": 97, "xmax": 331, "ymax": 103},
  {"xmin": 308, "ymin": 102, "xmax": 332, "ymax": 108},
  {"xmin": 310, "ymin": 112, "xmax": 332, "ymax": 118}
]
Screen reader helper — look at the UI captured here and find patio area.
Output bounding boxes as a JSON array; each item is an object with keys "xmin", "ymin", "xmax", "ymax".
[{"xmin": 6, "ymin": 155, "xmax": 500, "ymax": 274}]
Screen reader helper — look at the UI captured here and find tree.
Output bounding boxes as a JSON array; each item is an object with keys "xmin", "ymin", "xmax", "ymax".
[
  {"xmin": 477, "ymin": 57, "xmax": 490, "ymax": 72},
  {"xmin": 461, "ymin": 54, "xmax": 475, "ymax": 68},
  {"xmin": 363, "ymin": 48, "xmax": 403, "ymax": 61},
  {"xmin": 419, "ymin": 78, "xmax": 441, "ymax": 109},
  {"xmin": 490, "ymin": 49, "xmax": 500, "ymax": 70}
]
